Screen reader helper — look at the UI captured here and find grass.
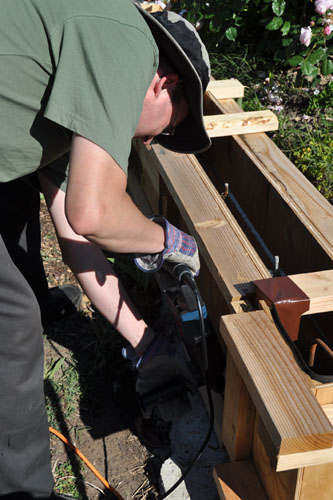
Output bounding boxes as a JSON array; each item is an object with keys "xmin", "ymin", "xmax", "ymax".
[{"xmin": 209, "ymin": 49, "xmax": 333, "ymax": 203}]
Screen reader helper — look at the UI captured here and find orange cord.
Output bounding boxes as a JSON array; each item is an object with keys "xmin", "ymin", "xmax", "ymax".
[{"xmin": 49, "ymin": 426, "xmax": 125, "ymax": 500}]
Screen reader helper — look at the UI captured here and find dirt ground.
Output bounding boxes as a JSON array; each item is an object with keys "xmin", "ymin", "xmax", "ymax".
[{"xmin": 41, "ymin": 199, "xmax": 170, "ymax": 500}]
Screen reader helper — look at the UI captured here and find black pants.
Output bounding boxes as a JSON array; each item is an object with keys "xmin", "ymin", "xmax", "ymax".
[{"xmin": 0, "ymin": 179, "xmax": 53, "ymax": 497}]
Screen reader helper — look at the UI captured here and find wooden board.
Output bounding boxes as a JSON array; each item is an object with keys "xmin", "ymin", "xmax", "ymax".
[
  {"xmin": 220, "ymin": 311, "xmax": 333, "ymax": 471},
  {"xmin": 213, "ymin": 460, "xmax": 267, "ymax": 500},
  {"xmin": 207, "ymin": 79, "xmax": 244, "ymax": 100},
  {"xmin": 289, "ymin": 269, "xmax": 333, "ymax": 315},
  {"xmin": 134, "ymin": 140, "xmax": 270, "ymax": 304},
  {"xmin": 204, "ymin": 111, "xmax": 278, "ymax": 138}
]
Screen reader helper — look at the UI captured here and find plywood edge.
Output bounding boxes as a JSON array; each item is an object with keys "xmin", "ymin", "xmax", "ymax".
[
  {"xmin": 219, "ymin": 311, "xmax": 333, "ymax": 470},
  {"xmin": 213, "ymin": 460, "xmax": 267, "ymax": 500}
]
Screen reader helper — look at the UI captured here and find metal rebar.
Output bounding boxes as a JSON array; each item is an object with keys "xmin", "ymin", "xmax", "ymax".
[{"xmin": 223, "ymin": 186, "xmax": 285, "ymax": 276}]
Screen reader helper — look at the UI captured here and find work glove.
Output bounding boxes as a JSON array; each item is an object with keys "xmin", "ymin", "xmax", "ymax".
[
  {"xmin": 134, "ymin": 216, "xmax": 200, "ymax": 276},
  {"xmin": 123, "ymin": 334, "xmax": 198, "ymax": 421}
]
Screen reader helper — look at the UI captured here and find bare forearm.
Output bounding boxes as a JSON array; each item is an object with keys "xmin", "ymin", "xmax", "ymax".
[
  {"xmin": 65, "ymin": 135, "xmax": 165, "ymax": 255},
  {"xmin": 82, "ymin": 191, "xmax": 165, "ymax": 254}
]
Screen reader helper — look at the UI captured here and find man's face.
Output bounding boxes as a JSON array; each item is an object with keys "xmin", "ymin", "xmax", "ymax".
[{"xmin": 134, "ymin": 74, "xmax": 189, "ymax": 146}]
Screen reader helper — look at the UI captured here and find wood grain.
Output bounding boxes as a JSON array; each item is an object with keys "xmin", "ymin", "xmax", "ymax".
[
  {"xmin": 204, "ymin": 111, "xmax": 278, "ymax": 137},
  {"xmin": 289, "ymin": 269, "xmax": 333, "ymax": 315}
]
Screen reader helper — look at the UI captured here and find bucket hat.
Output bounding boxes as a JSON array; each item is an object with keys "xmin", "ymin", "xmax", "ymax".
[{"xmin": 134, "ymin": 3, "xmax": 212, "ymax": 154}]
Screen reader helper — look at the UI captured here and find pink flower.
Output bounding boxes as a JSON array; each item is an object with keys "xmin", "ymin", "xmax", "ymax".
[
  {"xmin": 315, "ymin": 0, "xmax": 333, "ymax": 15},
  {"xmin": 324, "ymin": 24, "xmax": 333, "ymax": 35},
  {"xmin": 300, "ymin": 26, "xmax": 312, "ymax": 47}
]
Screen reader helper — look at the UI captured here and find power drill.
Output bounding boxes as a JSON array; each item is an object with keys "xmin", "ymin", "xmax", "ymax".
[{"xmin": 137, "ymin": 263, "xmax": 209, "ymax": 413}]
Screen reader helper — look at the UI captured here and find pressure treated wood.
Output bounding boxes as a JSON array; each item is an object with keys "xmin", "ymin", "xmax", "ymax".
[
  {"xmin": 213, "ymin": 460, "xmax": 267, "ymax": 500},
  {"xmin": 204, "ymin": 110, "xmax": 278, "ymax": 137},
  {"xmin": 289, "ymin": 269, "xmax": 333, "ymax": 315},
  {"xmin": 207, "ymin": 79, "xmax": 244, "ymax": 99},
  {"xmin": 204, "ymin": 94, "xmax": 333, "ymax": 266},
  {"xmin": 134, "ymin": 140, "xmax": 270, "ymax": 304},
  {"xmin": 220, "ymin": 311, "xmax": 333, "ymax": 471}
]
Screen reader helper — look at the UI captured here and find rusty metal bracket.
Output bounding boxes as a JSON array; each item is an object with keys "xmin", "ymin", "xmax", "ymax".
[{"xmin": 253, "ymin": 276, "xmax": 310, "ymax": 341}]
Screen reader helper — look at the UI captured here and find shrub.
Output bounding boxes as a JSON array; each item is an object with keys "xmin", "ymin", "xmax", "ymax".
[{"xmin": 173, "ymin": 0, "xmax": 333, "ymax": 80}]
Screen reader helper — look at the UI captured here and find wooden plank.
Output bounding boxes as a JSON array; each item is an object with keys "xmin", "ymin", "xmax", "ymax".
[
  {"xmin": 289, "ymin": 269, "xmax": 333, "ymax": 315},
  {"xmin": 213, "ymin": 460, "xmax": 267, "ymax": 500},
  {"xmin": 222, "ymin": 353, "xmax": 255, "ymax": 461},
  {"xmin": 134, "ymin": 140, "xmax": 270, "ymax": 303},
  {"xmin": 205, "ymin": 95, "xmax": 333, "ymax": 263},
  {"xmin": 220, "ymin": 311, "xmax": 333, "ymax": 471},
  {"xmin": 207, "ymin": 79, "xmax": 244, "ymax": 100},
  {"xmin": 204, "ymin": 111, "xmax": 278, "ymax": 138}
]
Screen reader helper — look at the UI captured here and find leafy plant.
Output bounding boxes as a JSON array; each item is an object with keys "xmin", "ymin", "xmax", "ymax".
[{"xmin": 172, "ymin": 0, "xmax": 333, "ymax": 79}]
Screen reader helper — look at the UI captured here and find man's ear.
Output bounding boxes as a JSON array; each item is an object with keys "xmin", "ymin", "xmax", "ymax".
[{"xmin": 154, "ymin": 72, "xmax": 179, "ymax": 97}]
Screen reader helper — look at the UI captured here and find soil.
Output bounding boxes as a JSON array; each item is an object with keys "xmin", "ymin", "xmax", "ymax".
[{"xmin": 41, "ymin": 200, "xmax": 170, "ymax": 500}]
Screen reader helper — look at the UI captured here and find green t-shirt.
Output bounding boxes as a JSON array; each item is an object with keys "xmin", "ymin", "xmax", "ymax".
[{"xmin": 0, "ymin": 0, "xmax": 158, "ymax": 185}]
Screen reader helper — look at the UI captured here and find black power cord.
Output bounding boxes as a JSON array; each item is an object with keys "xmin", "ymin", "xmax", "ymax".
[{"xmin": 159, "ymin": 269, "xmax": 215, "ymax": 499}]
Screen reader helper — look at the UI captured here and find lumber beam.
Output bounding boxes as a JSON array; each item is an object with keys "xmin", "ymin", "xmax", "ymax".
[
  {"xmin": 289, "ymin": 269, "xmax": 333, "ymax": 316},
  {"xmin": 204, "ymin": 110, "xmax": 278, "ymax": 138},
  {"xmin": 207, "ymin": 79, "xmax": 244, "ymax": 100},
  {"xmin": 213, "ymin": 460, "xmax": 267, "ymax": 500},
  {"xmin": 219, "ymin": 310, "xmax": 333, "ymax": 471}
]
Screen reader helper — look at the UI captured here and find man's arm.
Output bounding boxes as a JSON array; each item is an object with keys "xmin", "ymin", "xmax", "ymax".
[{"xmin": 65, "ymin": 134, "xmax": 165, "ymax": 254}]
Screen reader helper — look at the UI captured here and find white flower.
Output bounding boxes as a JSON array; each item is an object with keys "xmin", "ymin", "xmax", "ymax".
[
  {"xmin": 315, "ymin": 0, "xmax": 333, "ymax": 15},
  {"xmin": 300, "ymin": 26, "xmax": 312, "ymax": 47}
]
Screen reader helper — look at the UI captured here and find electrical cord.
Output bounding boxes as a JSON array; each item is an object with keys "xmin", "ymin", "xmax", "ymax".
[
  {"xmin": 49, "ymin": 426, "xmax": 125, "ymax": 500},
  {"xmin": 159, "ymin": 271, "xmax": 215, "ymax": 499}
]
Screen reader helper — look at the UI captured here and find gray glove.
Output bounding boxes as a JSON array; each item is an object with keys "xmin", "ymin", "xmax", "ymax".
[
  {"xmin": 134, "ymin": 333, "xmax": 198, "ymax": 421},
  {"xmin": 134, "ymin": 216, "xmax": 200, "ymax": 276}
]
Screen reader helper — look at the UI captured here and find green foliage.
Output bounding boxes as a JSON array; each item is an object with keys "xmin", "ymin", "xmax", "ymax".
[
  {"xmin": 307, "ymin": 81, "xmax": 333, "ymax": 113},
  {"xmin": 293, "ymin": 133, "xmax": 333, "ymax": 201},
  {"xmin": 54, "ymin": 460, "xmax": 81, "ymax": 497},
  {"xmin": 173, "ymin": 0, "xmax": 333, "ymax": 79}
]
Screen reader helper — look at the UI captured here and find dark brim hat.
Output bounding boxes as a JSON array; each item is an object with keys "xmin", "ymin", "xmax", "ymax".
[{"xmin": 134, "ymin": 3, "xmax": 212, "ymax": 154}]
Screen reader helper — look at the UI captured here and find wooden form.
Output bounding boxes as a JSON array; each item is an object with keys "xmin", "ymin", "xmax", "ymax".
[
  {"xmin": 207, "ymin": 79, "xmax": 244, "ymax": 100},
  {"xmin": 202, "ymin": 88, "xmax": 333, "ymax": 274},
  {"xmin": 220, "ymin": 311, "xmax": 333, "ymax": 472},
  {"xmin": 132, "ymin": 79, "xmax": 333, "ymax": 500}
]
